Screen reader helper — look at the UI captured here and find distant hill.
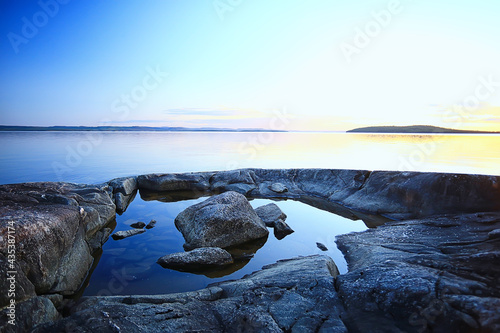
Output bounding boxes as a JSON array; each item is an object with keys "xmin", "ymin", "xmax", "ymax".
[
  {"xmin": 0, "ymin": 125, "xmax": 286, "ymax": 133},
  {"xmin": 347, "ymin": 125, "xmax": 499, "ymax": 134}
]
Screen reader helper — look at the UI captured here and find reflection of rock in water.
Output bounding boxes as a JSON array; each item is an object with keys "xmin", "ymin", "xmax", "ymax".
[
  {"xmin": 139, "ymin": 188, "xmax": 210, "ymax": 202},
  {"xmin": 159, "ymin": 236, "xmax": 269, "ymax": 278}
]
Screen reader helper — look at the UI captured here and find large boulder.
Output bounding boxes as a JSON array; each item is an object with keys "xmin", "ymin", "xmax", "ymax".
[
  {"xmin": 174, "ymin": 191, "xmax": 268, "ymax": 250},
  {"xmin": 157, "ymin": 247, "xmax": 234, "ymax": 271}
]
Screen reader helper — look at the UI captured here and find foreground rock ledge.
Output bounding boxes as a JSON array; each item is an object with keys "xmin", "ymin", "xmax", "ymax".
[
  {"xmin": 32, "ymin": 255, "xmax": 344, "ymax": 332},
  {"xmin": 1, "ymin": 168, "xmax": 499, "ymax": 331}
]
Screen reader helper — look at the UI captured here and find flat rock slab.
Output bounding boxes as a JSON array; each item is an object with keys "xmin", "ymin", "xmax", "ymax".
[
  {"xmin": 174, "ymin": 191, "xmax": 268, "ymax": 250},
  {"xmin": 335, "ymin": 212, "xmax": 500, "ymax": 332},
  {"xmin": 157, "ymin": 247, "xmax": 233, "ymax": 271},
  {"xmin": 32, "ymin": 255, "xmax": 345, "ymax": 333},
  {"xmin": 111, "ymin": 229, "xmax": 145, "ymax": 240}
]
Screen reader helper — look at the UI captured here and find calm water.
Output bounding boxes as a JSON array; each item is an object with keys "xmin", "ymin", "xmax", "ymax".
[
  {"xmin": 0, "ymin": 131, "xmax": 499, "ymax": 186},
  {"xmin": 2, "ymin": 131, "xmax": 499, "ymax": 296},
  {"xmin": 82, "ymin": 196, "xmax": 366, "ymax": 296}
]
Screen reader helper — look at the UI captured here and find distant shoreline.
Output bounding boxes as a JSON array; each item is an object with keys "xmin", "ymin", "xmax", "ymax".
[
  {"xmin": 0, "ymin": 125, "xmax": 287, "ymax": 133},
  {"xmin": 347, "ymin": 125, "xmax": 500, "ymax": 134}
]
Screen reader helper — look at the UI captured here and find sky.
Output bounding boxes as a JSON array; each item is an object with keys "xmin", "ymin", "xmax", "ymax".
[{"xmin": 1, "ymin": 0, "xmax": 500, "ymax": 131}]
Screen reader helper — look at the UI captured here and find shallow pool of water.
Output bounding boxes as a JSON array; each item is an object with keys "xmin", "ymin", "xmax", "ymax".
[{"xmin": 82, "ymin": 194, "xmax": 367, "ymax": 296}]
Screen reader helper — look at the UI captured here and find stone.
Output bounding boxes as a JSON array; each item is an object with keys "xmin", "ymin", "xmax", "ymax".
[
  {"xmin": 111, "ymin": 229, "xmax": 146, "ymax": 240},
  {"xmin": 130, "ymin": 221, "xmax": 146, "ymax": 228},
  {"xmin": 273, "ymin": 219, "xmax": 294, "ymax": 240},
  {"xmin": 254, "ymin": 203, "xmax": 287, "ymax": 227},
  {"xmin": 174, "ymin": 191, "xmax": 269, "ymax": 250},
  {"xmin": 316, "ymin": 242, "xmax": 328, "ymax": 251},
  {"xmin": 269, "ymin": 182, "xmax": 288, "ymax": 193},
  {"xmin": 157, "ymin": 247, "xmax": 233, "ymax": 271},
  {"xmin": 33, "ymin": 255, "xmax": 345, "ymax": 333},
  {"xmin": 335, "ymin": 212, "xmax": 500, "ymax": 332},
  {"xmin": 145, "ymin": 219, "xmax": 157, "ymax": 229}
]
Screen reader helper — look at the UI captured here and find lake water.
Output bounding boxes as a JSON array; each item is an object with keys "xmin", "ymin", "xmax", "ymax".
[
  {"xmin": 1, "ymin": 131, "xmax": 499, "ymax": 186},
  {"xmin": 1, "ymin": 131, "xmax": 499, "ymax": 296}
]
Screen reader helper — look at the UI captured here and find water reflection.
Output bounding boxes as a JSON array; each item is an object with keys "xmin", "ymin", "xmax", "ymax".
[{"xmin": 82, "ymin": 193, "xmax": 367, "ymax": 296}]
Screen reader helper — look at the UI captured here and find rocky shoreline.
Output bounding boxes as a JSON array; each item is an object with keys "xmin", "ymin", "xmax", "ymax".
[{"xmin": 1, "ymin": 168, "xmax": 499, "ymax": 332}]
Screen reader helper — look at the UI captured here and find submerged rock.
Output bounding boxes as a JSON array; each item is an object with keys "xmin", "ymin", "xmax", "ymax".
[
  {"xmin": 111, "ymin": 229, "xmax": 145, "ymax": 240},
  {"xmin": 157, "ymin": 247, "xmax": 233, "ymax": 271},
  {"xmin": 254, "ymin": 203, "xmax": 287, "ymax": 227},
  {"xmin": 316, "ymin": 242, "xmax": 328, "ymax": 251},
  {"xmin": 174, "ymin": 191, "xmax": 268, "ymax": 250}
]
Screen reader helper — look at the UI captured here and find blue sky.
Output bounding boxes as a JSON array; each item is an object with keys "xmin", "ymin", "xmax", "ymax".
[{"xmin": 1, "ymin": 0, "xmax": 499, "ymax": 131}]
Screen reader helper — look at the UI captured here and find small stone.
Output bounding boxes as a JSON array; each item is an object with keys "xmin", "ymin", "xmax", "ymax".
[
  {"xmin": 274, "ymin": 219, "xmax": 294, "ymax": 240},
  {"xmin": 130, "ymin": 221, "xmax": 146, "ymax": 228},
  {"xmin": 255, "ymin": 203, "xmax": 287, "ymax": 227},
  {"xmin": 112, "ymin": 229, "xmax": 146, "ymax": 240},
  {"xmin": 146, "ymin": 219, "xmax": 157, "ymax": 229},
  {"xmin": 316, "ymin": 242, "xmax": 328, "ymax": 251},
  {"xmin": 157, "ymin": 247, "xmax": 234, "ymax": 270},
  {"xmin": 269, "ymin": 183, "xmax": 288, "ymax": 193}
]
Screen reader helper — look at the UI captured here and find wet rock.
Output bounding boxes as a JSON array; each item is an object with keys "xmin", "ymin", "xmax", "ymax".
[
  {"xmin": 273, "ymin": 219, "xmax": 294, "ymax": 240},
  {"xmin": 254, "ymin": 203, "xmax": 287, "ymax": 227},
  {"xmin": 145, "ymin": 219, "xmax": 157, "ymax": 229},
  {"xmin": 33, "ymin": 255, "xmax": 345, "ymax": 333},
  {"xmin": 269, "ymin": 182, "xmax": 288, "ymax": 193},
  {"xmin": 137, "ymin": 172, "xmax": 212, "ymax": 192},
  {"xmin": 157, "ymin": 247, "xmax": 233, "ymax": 271},
  {"xmin": 174, "ymin": 191, "xmax": 268, "ymax": 250},
  {"xmin": 111, "ymin": 229, "xmax": 145, "ymax": 240},
  {"xmin": 316, "ymin": 242, "xmax": 328, "ymax": 251},
  {"xmin": 130, "ymin": 221, "xmax": 146, "ymax": 228}
]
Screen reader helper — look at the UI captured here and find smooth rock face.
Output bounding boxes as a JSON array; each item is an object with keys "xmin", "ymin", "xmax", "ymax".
[
  {"xmin": 111, "ymin": 228, "xmax": 145, "ymax": 240},
  {"xmin": 174, "ymin": 191, "xmax": 269, "ymax": 250},
  {"xmin": 335, "ymin": 212, "xmax": 500, "ymax": 332},
  {"xmin": 254, "ymin": 203, "xmax": 287, "ymax": 227},
  {"xmin": 32, "ymin": 255, "xmax": 345, "ymax": 333},
  {"xmin": 269, "ymin": 182, "xmax": 288, "ymax": 193},
  {"xmin": 157, "ymin": 247, "xmax": 234, "ymax": 271}
]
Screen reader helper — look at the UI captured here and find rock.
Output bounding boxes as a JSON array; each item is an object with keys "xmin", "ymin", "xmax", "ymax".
[
  {"xmin": 254, "ymin": 203, "xmax": 287, "ymax": 227},
  {"xmin": 269, "ymin": 182, "xmax": 288, "ymax": 193},
  {"xmin": 130, "ymin": 221, "xmax": 146, "ymax": 228},
  {"xmin": 335, "ymin": 212, "xmax": 500, "ymax": 332},
  {"xmin": 209, "ymin": 169, "xmax": 258, "ymax": 195},
  {"xmin": 174, "ymin": 191, "xmax": 269, "ymax": 250},
  {"xmin": 137, "ymin": 172, "xmax": 212, "ymax": 192},
  {"xmin": 316, "ymin": 242, "xmax": 328, "ymax": 251},
  {"xmin": 145, "ymin": 219, "xmax": 157, "ymax": 229},
  {"xmin": 33, "ymin": 255, "xmax": 345, "ymax": 333},
  {"xmin": 111, "ymin": 229, "xmax": 145, "ymax": 240},
  {"xmin": 0, "ymin": 182, "xmax": 115, "ymax": 298},
  {"xmin": 157, "ymin": 247, "xmax": 234, "ymax": 271},
  {"xmin": 108, "ymin": 176, "xmax": 137, "ymax": 196},
  {"xmin": 273, "ymin": 219, "xmax": 294, "ymax": 240},
  {"xmin": 488, "ymin": 228, "xmax": 500, "ymax": 239}
]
